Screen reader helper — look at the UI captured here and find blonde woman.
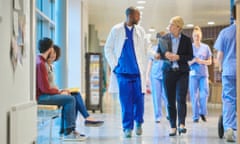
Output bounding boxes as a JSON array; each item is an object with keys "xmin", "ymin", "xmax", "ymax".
[
  {"xmin": 188, "ymin": 26, "xmax": 212, "ymax": 123},
  {"xmin": 155, "ymin": 16, "xmax": 193, "ymax": 136}
]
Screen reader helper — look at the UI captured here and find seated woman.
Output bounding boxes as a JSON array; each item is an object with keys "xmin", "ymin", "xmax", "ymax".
[{"xmin": 47, "ymin": 45, "xmax": 104, "ymax": 134}]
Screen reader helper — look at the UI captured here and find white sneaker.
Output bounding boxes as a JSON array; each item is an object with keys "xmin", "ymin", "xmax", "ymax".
[
  {"xmin": 135, "ymin": 123, "xmax": 142, "ymax": 136},
  {"xmin": 225, "ymin": 128, "xmax": 235, "ymax": 142},
  {"xmin": 124, "ymin": 129, "xmax": 132, "ymax": 138},
  {"xmin": 63, "ymin": 131, "xmax": 86, "ymax": 141}
]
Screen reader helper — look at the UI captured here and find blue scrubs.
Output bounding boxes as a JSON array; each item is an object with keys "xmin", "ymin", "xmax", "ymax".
[
  {"xmin": 149, "ymin": 46, "xmax": 168, "ymax": 121},
  {"xmin": 189, "ymin": 43, "xmax": 212, "ymax": 121},
  {"xmin": 214, "ymin": 24, "xmax": 236, "ymax": 131},
  {"xmin": 114, "ymin": 25, "xmax": 144, "ymax": 130}
]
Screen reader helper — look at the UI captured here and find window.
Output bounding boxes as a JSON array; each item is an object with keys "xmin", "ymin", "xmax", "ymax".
[{"xmin": 36, "ymin": 0, "xmax": 55, "ymax": 52}]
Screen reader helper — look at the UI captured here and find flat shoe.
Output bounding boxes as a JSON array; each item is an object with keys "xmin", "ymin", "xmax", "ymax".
[{"xmin": 84, "ymin": 120, "xmax": 104, "ymax": 127}]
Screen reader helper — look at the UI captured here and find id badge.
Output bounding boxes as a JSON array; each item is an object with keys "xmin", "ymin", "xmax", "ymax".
[{"xmin": 190, "ymin": 70, "xmax": 196, "ymax": 76}]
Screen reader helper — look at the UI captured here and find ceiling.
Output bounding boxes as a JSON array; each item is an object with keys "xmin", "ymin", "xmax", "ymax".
[{"xmin": 88, "ymin": 0, "xmax": 230, "ymax": 41}]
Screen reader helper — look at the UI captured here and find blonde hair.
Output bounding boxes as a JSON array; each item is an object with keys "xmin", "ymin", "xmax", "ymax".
[
  {"xmin": 170, "ymin": 16, "xmax": 184, "ymax": 29},
  {"xmin": 192, "ymin": 26, "xmax": 202, "ymax": 40}
]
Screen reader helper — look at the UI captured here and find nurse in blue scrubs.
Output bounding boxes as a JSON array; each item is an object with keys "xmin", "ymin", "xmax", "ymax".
[
  {"xmin": 188, "ymin": 26, "xmax": 212, "ymax": 123},
  {"xmin": 146, "ymin": 33, "xmax": 168, "ymax": 123},
  {"xmin": 214, "ymin": 6, "xmax": 236, "ymax": 142}
]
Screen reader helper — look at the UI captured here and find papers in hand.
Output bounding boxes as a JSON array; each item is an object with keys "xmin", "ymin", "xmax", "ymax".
[
  {"xmin": 67, "ymin": 87, "xmax": 80, "ymax": 93},
  {"xmin": 158, "ymin": 38, "xmax": 169, "ymax": 55}
]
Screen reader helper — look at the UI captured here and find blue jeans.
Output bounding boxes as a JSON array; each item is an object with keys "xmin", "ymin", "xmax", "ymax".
[
  {"xmin": 59, "ymin": 92, "xmax": 90, "ymax": 131},
  {"xmin": 71, "ymin": 92, "xmax": 90, "ymax": 119},
  {"xmin": 38, "ymin": 94, "xmax": 76, "ymax": 130}
]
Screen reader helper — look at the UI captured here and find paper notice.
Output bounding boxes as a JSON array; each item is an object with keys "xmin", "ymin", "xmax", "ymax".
[{"xmin": 13, "ymin": 11, "xmax": 19, "ymax": 37}]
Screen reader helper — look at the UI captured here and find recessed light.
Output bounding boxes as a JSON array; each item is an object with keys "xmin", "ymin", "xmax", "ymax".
[
  {"xmin": 136, "ymin": 6, "xmax": 144, "ymax": 10},
  {"xmin": 208, "ymin": 21, "xmax": 215, "ymax": 25},
  {"xmin": 137, "ymin": 0, "xmax": 146, "ymax": 4},
  {"xmin": 186, "ymin": 24, "xmax": 194, "ymax": 28}
]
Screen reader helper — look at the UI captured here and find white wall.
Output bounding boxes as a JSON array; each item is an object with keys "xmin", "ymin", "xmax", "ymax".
[
  {"xmin": 68, "ymin": 0, "xmax": 81, "ymax": 89},
  {"xmin": 68, "ymin": 0, "xmax": 88, "ymax": 93},
  {"xmin": 81, "ymin": 0, "xmax": 88, "ymax": 94},
  {"xmin": 0, "ymin": 0, "xmax": 36, "ymax": 143},
  {"xmin": 89, "ymin": 24, "xmax": 101, "ymax": 53}
]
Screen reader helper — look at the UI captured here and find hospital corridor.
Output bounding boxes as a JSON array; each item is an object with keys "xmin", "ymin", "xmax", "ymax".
[
  {"xmin": 0, "ymin": 0, "xmax": 240, "ymax": 144},
  {"xmin": 37, "ymin": 93, "xmax": 225, "ymax": 144}
]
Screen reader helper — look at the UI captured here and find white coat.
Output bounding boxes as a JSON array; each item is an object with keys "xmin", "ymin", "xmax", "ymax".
[{"xmin": 104, "ymin": 22, "xmax": 151, "ymax": 93}]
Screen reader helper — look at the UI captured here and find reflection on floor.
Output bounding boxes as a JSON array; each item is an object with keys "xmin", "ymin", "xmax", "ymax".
[{"xmin": 37, "ymin": 93, "xmax": 235, "ymax": 144}]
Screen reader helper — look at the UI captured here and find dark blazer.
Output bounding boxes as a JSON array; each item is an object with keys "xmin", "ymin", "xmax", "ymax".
[{"xmin": 157, "ymin": 33, "xmax": 193, "ymax": 72}]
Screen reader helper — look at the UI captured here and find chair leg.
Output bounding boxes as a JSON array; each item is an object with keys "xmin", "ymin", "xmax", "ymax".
[{"xmin": 49, "ymin": 118, "xmax": 53, "ymax": 144}]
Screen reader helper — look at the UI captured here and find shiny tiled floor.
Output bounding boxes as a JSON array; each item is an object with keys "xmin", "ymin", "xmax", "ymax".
[{"xmin": 37, "ymin": 93, "xmax": 236, "ymax": 144}]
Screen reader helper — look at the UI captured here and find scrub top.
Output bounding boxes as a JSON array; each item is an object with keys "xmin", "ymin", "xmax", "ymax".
[
  {"xmin": 114, "ymin": 25, "xmax": 140, "ymax": 75},
  {"xmin": 150, "ymin": 45, "xmax": 164, "ymax": 79},
  {"xmin": 190, "ymin": 43, "xmax": 212, "ymax": 77},
  {"xmin": 214, "ymin": 24, "xmax": 236, "ymax": 76}
]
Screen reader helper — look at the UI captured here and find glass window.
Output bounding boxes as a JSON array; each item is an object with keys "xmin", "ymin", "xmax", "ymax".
[{"xmin": 36, "ymin": 0, "xmax": 55, "ymax": 52}]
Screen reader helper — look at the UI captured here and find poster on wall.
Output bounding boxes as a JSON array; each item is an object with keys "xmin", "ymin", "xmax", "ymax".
[
  {"xmin": 10, "ymin": 36, "xmax": 18, "ymax": 71},
  {"xmin": 10, "ymin": 0, "xmax": 26, "ymax": 72},
  {"xmin": 0, "ymin": 2, "xmax": 2, "ymax": 24}
]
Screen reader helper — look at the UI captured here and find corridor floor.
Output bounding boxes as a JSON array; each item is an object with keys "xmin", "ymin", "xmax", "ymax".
[{"xmin": 37, "ymin": 93, "xmax": 236, "ymax": 144}]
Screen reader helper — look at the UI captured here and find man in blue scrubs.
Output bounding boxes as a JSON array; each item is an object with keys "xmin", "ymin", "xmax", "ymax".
[
  {"xmin": 214, "ymin": 5, "xmax": 236, "ymax": 142},
  {"xmin": 104, "ymin": 7, "xmax": 149, "ymax": 138}
]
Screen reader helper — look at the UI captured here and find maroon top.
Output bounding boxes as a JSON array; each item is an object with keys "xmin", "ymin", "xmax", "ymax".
[{"xmin": 36, "ymin": 55, "xmax": 59, "ymax": 100}]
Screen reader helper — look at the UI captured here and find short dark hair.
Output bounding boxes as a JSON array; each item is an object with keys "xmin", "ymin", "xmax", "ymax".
[
  {"xmin": 125, "ymin": 7, "xmax": 137, "ymax": 17},
  {"xmin": 53, "ymin": 45, "xmax": 61, "ymax": 61},
  {"xmin": 38, "ymin": 37, "xmax": 53, "ymax": 53},
  {"xmin": 231, "ymin": 5, "xmax": 236, "ymax": 20}
]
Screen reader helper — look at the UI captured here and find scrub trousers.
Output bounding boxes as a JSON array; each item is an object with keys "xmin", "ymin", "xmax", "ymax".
[
  {"xmin": 189, "ymin": 76, "xmax": 209, "ymax": 121},
  {"xmin": 150, "ymin": 77, "xmax": 168, "ymax": 121},
  {"xmin": 116, "ymin": 74, "xmax": 144, "ymax": 130},
  {"xmin": 222, "ymin": 76, "xmax": 237, "ymax": 131}
]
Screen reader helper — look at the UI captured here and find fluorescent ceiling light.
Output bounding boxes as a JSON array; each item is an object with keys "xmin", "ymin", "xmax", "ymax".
[
  {"xmin": 186, "ymin": 24, "xmax": 194, "ymax": 28},
  {"xmin": 137, "ymin": 0, "xmax": 146, "ymax": 4},
  {"xmin": 136, "ymin": 6, "xmax": 144, "ymax": 10},
  {"xmin": 208, "ymin": 21, "xmax": 215, "ymax": 25},
  {"xmin": 149, "ymin": 27, "xmax": 156, "ymax": 32}
]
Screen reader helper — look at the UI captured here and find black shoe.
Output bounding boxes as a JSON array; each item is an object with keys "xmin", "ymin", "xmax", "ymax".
[
  {"xmin": 59, "ymin": 129, "xmax": 64, "ymax": 135},
  {"xmin": 155, "ymin": 120, "xmax": 160, "ymax": 123},
  {"xmin": 169, "ymin": 129, "xmax": 177, "ymax": 136},
  {"xmin": 193, "ymin": 119, "xmax": 199, "ymax": 123},
  {"xmin": 178, "ymin": 127, "xmax": 187, "ymax": 135},
  {"xmin": 166, "ymin": 116, "xmax": 170, "ymax": 120},
  {"xmin": 200, "ymin": 115, "xmax": 207, "ymax": 122},
  {"xmin": 84, "ymin": 120, "xmax": 104, "ymax": 127}
]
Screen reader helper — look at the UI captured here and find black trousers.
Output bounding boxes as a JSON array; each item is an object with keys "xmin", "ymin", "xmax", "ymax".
[{"xmin": 163, "ymin": 70, "xmax": 189, "ymax": 128}]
